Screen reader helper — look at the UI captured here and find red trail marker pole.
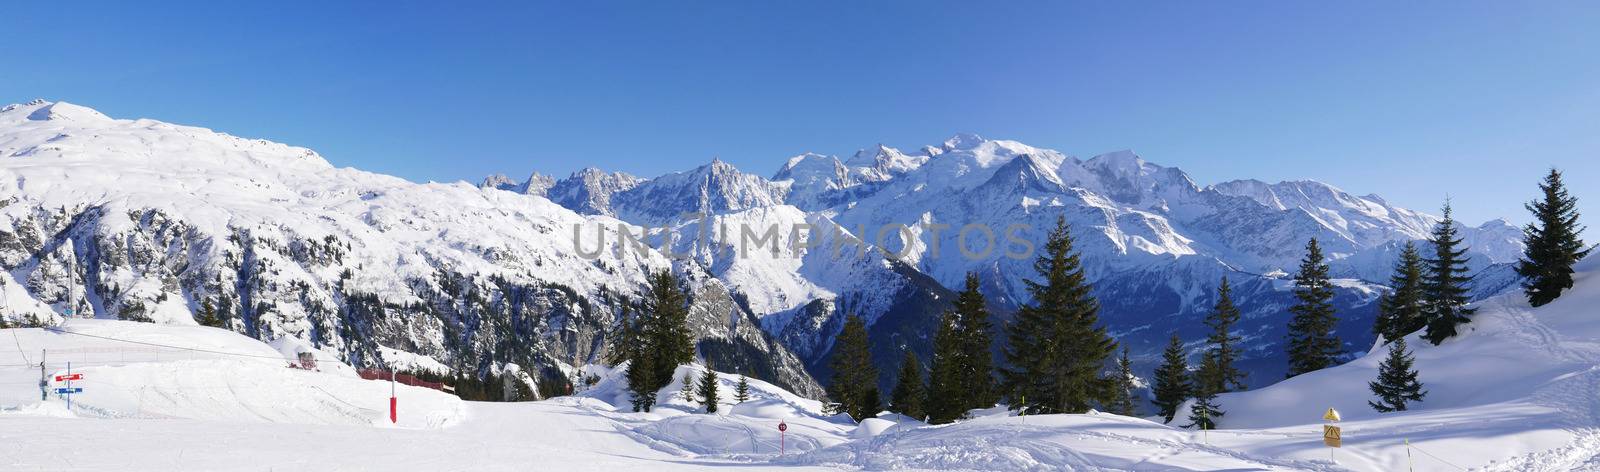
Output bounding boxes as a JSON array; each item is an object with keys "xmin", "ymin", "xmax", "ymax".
[
  {"xmin": 778, "ymin": 420, "xmax": 788, "ymax": 455},
  {"xmin": 389, "ymin": 370, "xmax": 397, "ymax": 424}
]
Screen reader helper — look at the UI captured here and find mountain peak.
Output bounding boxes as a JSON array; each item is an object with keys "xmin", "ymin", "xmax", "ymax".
[
  {"xmin": 26, "ymin": 101, "xmax": 111, "ymax": 123},
  {"xmin": 942, "ymin": 133, "xmax": 987, "ymax": 151}
]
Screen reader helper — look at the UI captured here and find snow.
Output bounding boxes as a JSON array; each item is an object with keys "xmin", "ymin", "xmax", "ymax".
[
  {"xmin": 0, "ymin": 99, "xmax": 1581, "ymax": 470},
  {"xmin": 10, "ymin": 257, "xmax": 1600, "ymax": 471}
]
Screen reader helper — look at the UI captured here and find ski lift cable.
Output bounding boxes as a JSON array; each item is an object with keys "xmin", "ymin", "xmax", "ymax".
[{"xmin": 41, "ymin": 327, "xmax": 325, "ymax": 361}]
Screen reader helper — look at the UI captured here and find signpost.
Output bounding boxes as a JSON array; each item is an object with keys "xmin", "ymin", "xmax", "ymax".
[
  {"xmin": 1322, "ymin": 407, "xmax": 1342, "ymax": 463},
  {"xmin": 778, "ymin": 420, "xmax": 787, "ymax": 455},
  {"xmin": 59, "ymin": 362, "xmax": 82, "ymax": 411}
]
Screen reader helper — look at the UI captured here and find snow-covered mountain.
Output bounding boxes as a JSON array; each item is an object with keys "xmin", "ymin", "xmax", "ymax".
[
  {"xmin": 0, "ymin": 100, "xmax": 822, "ymax": 398},
  {"xmin": 0, "ymin": 100, "xmax": 1524, "ymax": 398},
  {"xmin": 490, "ymin": 133, "xmax": 1523, "ymax": 386}
]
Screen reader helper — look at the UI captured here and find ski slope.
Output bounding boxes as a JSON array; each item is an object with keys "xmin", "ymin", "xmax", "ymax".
[{"xmin": 5, "ymin": 257, "xmax": 1600, "ymax": 470}]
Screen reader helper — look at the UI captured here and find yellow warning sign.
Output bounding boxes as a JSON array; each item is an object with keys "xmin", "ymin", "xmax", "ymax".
[
  {"xmin": 1323, "ymin": 425, "xmax": 1342, "ymax": 448},
  {"xmin": 1322, "ymin": 408, "xmax": 1341, "ymax": 422}
]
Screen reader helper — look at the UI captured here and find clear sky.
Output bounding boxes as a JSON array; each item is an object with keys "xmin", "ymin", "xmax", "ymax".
[{"xmin": 3, "ymin": 1, "xmax": 1597, "ymax": 225}]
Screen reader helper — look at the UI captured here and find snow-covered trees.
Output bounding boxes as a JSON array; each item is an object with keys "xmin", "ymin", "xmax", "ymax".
[
  {"xmin": 926, "ymin": 272, "xmax": 998, "ymax": 424},
  {"xmin": 888, "ymin": 351, "xmax": 926, "ymax": 420},
  {"xmin": 1423, "ymin": 204, "xmax": 1475, "ymax": 345},
  {"xmin": 1518, "ymin": 169, "xmax": 1591, "ymax": 308},
  {"xmin": 1001, "ymin": 216, "xmax": 1117, "ymax": 415},
  {"xmin": 1151, "ymin": 334, "xmax": 1191, "ymax": 424},
  {"xmin": 1369, "ymin": 338, "xmax": 1426, "ymax": 412},
  {"xmin": 1286, "ymin": 238, "xmax": 1341, "ymax": 378},
  {"xmin": 826, "ymin": 314, "xmax": 880, "ymax": 422},
  {"xmin": 1373, "ymin": 242, "xmax": 1428, "ymax": 343}
]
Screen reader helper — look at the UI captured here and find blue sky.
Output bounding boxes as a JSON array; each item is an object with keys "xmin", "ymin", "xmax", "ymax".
[{"xmin": 3, "ymin": 1, "xmax": 1597, "ymax": 225}]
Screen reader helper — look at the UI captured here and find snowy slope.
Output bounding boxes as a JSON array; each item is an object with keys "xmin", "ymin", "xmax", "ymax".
[
  {"xmin": 0, "ymin": 320, "xmax": 464, "ymax": 427},
  {"xmin": 1164, "ymin": 255, "xmax": 1600, "ymax": 470}
]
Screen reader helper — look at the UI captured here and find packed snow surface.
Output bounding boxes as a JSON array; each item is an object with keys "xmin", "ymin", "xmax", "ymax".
[{"xmin": 7, "ymin": 256, "xmax": 1600, "ymax": 471}]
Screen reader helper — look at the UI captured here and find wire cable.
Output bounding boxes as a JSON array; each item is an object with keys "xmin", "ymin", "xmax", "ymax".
[{"xmin": 41, "ymin": 327, "xmax": 321, "ymax": 361}]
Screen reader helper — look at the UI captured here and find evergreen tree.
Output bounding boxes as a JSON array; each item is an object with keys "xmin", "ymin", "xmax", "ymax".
[
  {"xmin": 196, "ymin": 298, "xmax": 224, "ymax": 328},
  {"xmin": 1151, "ymin": 334, "xmax": 1192, "ymax": 424},
  {"xmin": 1517, "ymin": 169, "xmax": 1592, "ymax": 307},
  {"xmin": 680, "ymin": 372, "xmax": 697, "ymax": 403},
  {"xmin": 1423, "ymin": 203, "xmax": 1475, "ymax": 345},
  {"xmin": 925, "ymin": 272, "xmax": 997, "ymax": 424},
  {"xmin": 825, "ymin": 314, "xmax": 880, "ymax": 422},
  {"xmin": 1001, "ymin": 216, "xmax": 1117, "ymax": 415},
  {"xmin": 1368, "ymin": 338, "xmax": 1426, "ymax": 412},
  {"xmin": 734, "ymin": 375, "xmax": 751, "ymax": 403},
  {"xmin": 888, "ymin": 350, "xmax": 926, "ymax": 420},
  {"xmin": 1285, "ymin": 238, "xmax": 1342, "ymax": 377},
  {"xmin": 696, "ymin": 368, "xmax": 720, "ymax": 413},
  {"xmin": 1185, "ymin": 353, "xmax": 1223, "ymax": 430},
  {"xmin": 644, "ymin": 271, "xmax": 696, "ymax": 385},
  {"xmin": 1204, "ymin": 277, "xmax": 1247, "ymax": 392},
  {"xmin": 1373, "ymin": 242, "xmax": 1428, "ymax": 342},
  {"xmin": 609, "ymin": 306, "xmax": 659, "ymax": 412},
  {"xmin": 1108, "ymin": 347, "xmax": 1138, "ymax": 417},
  {"xmin": 625, "ymin": 356, "xmax": 657, "ymax": 411},
  {"xmin": 607, "ymin": 272, "xmax": 697, "ymax": 413}
]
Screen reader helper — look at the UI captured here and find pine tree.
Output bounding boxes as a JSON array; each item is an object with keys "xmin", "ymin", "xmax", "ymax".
[
  {"xmin": 1286, "ymin": 238, "xmax": 1342, "ymax": 377},
  {"xmin": 1185, "ymin": 353, "xmax": 1223, "ymax": 430},
  {"xmin": 608, "ymin": 271, "xmax": 697, "ymax": 413},
  {"xmin": 825, "ymin": 314, "xmax": 880, "ymax": 422},
  {"xmin": 1423, "ymin": 203, "xmax": 1475, "ymax": 345},
  {"xmin": 925, "ymin": 272, "xmax": 997, "ymax": 424},
  {"xmin": 1205, "ymin": 277, "xmax": 1247, "ymax": 392},
  {"xmin": 625, "ymin": 353, "xmax": 657, "ymax": 412},
  {"xmin": 644, "ymin": 271, "xmax": 696, "ymax": 384},
  {"xmin": 196, "ymin": 298, "xmax": 224, "ymax": 328},
  {"xmin": 1368, "ymin": 338, "xmax": 1426, "ymax": 412},
  {"xmin": 734, "ymin": 375, "xmax": 752, "ymax": 403},
  {"xmin": 1108, "ymin": 347, "xmax": 1138, "ymax": 417},
  {"xmin": 1001, "ymin": 216, "xmax": 1117, "ymax": 415},
  {"xmin": 680, "ymin": 372, "xmax": 697, "ymax": 403},
  {"xmin": 1373, "ymin": 242, "xmax": 1428, "ymax": 343},
  {"xmin": 1151, "ymin": 334, "xmax": 1192, "ymax": 424},
  {"xmin": 696, "ymin": 367, "xmax": 720, "ymax": 413},
  {"xmin": 609, "ymin": 306, "xmax": 659, "ymax": 412},
  {"xmin": 1517, "ymin": 169, "xmax": 1591, "ymax": 307},
  {"xmin": 888, "ymin": 350, "xmax": 926, "ymax": 420}
]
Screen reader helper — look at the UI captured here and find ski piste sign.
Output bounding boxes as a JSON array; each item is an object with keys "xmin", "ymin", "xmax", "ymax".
[
  {"xmin": 55, "ymin": 387, "xmax": 82, "ymax": 394},
  {"xmin": 1322, "ymin": 407, "xmax": 1342, "ymax": 448},
  {"xmin": 55, "ymin": 373, "xmax": 83, "ymax": 382}
]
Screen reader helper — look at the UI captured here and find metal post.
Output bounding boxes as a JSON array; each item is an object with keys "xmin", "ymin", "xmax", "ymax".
[
  {"xmin": 39, "ymin": 349, "xmax": 47, "ymax": 401},
  {"xmin": 390, "ymin": 369, "xmax": 397, "ymax": 424},
  {"xmin": 1406, "ymin": 439, "xmax": 1414, "ymax": 472},
  {"xmin": 65, "ymin": 361, "xmax": 72, "ymax": 412}
]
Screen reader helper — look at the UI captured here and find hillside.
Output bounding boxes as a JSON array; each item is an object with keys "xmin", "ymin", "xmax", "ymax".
[{"xmin": 10, "ymin": 256, "xmax": 1599, "ymax": 472}]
